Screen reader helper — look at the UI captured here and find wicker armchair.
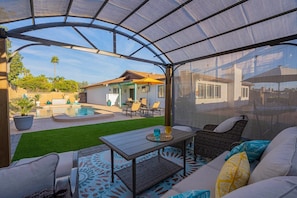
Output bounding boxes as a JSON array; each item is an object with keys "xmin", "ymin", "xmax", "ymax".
[{"xmin": 194, "ymin": 115, "xmax": 248, "ymax": 159}]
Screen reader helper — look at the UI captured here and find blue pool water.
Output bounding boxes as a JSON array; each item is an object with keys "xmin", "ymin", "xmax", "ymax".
[{"xmin": 36, "ymin": 106, "xmax": 97, "ymax": 118}]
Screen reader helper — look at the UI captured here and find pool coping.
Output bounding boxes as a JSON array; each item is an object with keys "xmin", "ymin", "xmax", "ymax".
[{"xmin": 52, "ymin": 111, "xmax": 114, "ymax": 122}]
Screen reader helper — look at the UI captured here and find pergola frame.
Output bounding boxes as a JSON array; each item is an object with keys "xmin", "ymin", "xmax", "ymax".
[{"xmin": 0, "ymin": 0, "xmax": 296, "ymax": 167}]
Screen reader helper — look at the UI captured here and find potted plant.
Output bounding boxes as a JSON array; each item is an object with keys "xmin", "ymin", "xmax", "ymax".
[
  {"xmin": 34, "ymin": 94, "xmax": 41, "ymax": 107},
  {"xmin": 74, "ymin": 94, "xmax": 79, "ymax": 104},
  {"xmin": 13, "ymin": 97, "xmax": 35, "ymax": 131}
]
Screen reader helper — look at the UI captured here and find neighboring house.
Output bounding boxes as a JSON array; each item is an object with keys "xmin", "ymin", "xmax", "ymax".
[
  {"xmin": 176, "ymin": 66, "xmax": 251, "ymax": 111},
  {"xmin": 83, "ymin": 70, "xmax": 166, "ymax": 108}
]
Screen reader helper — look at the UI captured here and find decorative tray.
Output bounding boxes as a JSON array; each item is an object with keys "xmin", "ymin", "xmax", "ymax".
[{"xmin": 146, "ymin": 133, "xmax": 173, "ymax": 142}]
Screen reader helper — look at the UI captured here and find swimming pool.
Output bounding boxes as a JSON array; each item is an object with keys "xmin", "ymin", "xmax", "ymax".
[{"xmin": 36, "ymin": 106, "xmax": 98, "ymax": 118}]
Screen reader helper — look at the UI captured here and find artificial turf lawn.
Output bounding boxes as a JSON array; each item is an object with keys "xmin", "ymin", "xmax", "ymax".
[{"xmin": 12, "ymin": 116, "xmax": 164, "ymax": 161}]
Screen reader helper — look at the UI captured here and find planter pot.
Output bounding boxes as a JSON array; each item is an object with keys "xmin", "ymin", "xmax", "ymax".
[
  {"xmin": 36, "ymin": 101, "xmax": 40, "ymax": 107},
  {"xmin": 13, "ymin": 115, "xmax": 34, "ymax": 131}
]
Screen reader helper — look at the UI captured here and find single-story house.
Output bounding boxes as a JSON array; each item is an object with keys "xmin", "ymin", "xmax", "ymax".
[{"xmin": 83, "ymin": 70, "xmax": 166, "ymax": 108}]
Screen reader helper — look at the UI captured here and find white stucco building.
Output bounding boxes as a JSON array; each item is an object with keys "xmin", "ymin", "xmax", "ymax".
[{"xmin": 83, "ymin": 70, "xmax": 166, "ymax": 108}]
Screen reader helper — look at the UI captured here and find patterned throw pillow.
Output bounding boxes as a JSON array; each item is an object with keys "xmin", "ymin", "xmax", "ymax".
[
  {"xmin": 169, "ymin": 190, "xmax": 210, "ymax": 198},
  {"xmin": 225, "ymin": 140, "xmax": 271, "ymax": 163},
  {"xmin": 216, "ymin": 152, "xmax": 250, "ymax": 198}
]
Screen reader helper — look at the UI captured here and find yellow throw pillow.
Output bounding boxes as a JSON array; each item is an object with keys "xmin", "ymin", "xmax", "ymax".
[{"xmin": 215, "ymin": 152, "xmax": 250, "ymax": 198}]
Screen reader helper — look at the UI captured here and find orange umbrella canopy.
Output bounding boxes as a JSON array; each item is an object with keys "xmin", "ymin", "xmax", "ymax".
[{"xmin": 133, "ymin": 77, "xmax": 164, "ymax": 85}]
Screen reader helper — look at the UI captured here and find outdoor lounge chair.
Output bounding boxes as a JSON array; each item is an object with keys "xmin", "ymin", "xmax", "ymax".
[
  {"xmin": 125, "ymin": 102, "xmax": 141, "ymax": 117},
  {"xmin": 194, "ymin": 115, "xmax": 248, "ymax": 159},
  {"xmin": 148, "ymin": 101, "xmax": 161, "ymax": 115},
  {"xmin": 140, "ymin": 98, "xmax": 147, "ymax": 108}
]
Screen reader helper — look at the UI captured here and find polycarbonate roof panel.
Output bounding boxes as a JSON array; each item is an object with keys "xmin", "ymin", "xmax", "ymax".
[
  {"xmin": 34, "ymin": 0, "xmax": 69, "ymax": 16},
  {"xmin": 0, "ymin": 0, "xmax": 32, "ymax": 22},
  {"xmin": 69, "ymin": 0, "xmax": 105, "ymax": 18},
  {"xmin": 98, "ymin": 0, "xmax": 142, "ymax": 24},
  {"xmin": 0, "ymin": 0, "xmax": 296, "ymax": 65}
]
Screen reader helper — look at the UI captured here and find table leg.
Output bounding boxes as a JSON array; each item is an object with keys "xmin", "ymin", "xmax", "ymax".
[
  {"xmin": 132, "ymin": 159, "xmax": 136, "ymax": 198},
  {"xmin": 183, "ymin": 140, "xmax": 186, "ymax": 176},
  {"xmin": 111, "ymin": 149, "xmax": 114, "ymax": 183}
]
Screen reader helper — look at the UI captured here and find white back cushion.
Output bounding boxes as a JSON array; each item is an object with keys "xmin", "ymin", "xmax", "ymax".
[
  {"xmin": 0, "ymin": 153, "xmax": 59, "ymax": 197},
  {"xmin": 213, "ymin": 116, "xmax": 243, "ymax": 133},
  {"xmin": 248, "ymin": 136, "xmax": 297, "ymax": 184},
  {"xmin": 261, "ymin": 126, "xmax": 297, "ymax": 160}
]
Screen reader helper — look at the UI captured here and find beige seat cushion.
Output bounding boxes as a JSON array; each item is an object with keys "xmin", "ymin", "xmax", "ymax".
[
  {"xmin": 223, "ymin": 176, "xmax": 297, "ymax": 198},
  {"xmin": 161, "ymin": 151, "xmax": 229, "ymax": 198}
]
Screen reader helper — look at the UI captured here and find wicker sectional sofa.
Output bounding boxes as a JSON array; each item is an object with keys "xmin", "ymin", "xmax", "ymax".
[{"xmin": 161, "ymin": 126, "xmax": 297, "ymax": 198}]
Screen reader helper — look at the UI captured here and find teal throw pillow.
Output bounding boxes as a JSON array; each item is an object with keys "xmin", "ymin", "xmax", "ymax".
[
  {"xmin": 169, "ymin": 190, "xmax": 210, "ymax": 198},
  {"xmin": 225, "ymin": 140, "xmax": 271, "ymax": 163}
]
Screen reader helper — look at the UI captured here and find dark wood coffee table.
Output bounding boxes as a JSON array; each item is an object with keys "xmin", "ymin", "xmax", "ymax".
[{"xmin": 99, "ymin": 125, "xmax": 196, "ymax": 197}]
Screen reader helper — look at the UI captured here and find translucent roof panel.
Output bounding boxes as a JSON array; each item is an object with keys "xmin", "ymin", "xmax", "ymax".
[
  {"xmin": 34, "ymin": 0, "xmax": 69, "ymax": 17},
  {"xmin": 0, "ymin": 0, "xmax": 296, "ymax": 65}
]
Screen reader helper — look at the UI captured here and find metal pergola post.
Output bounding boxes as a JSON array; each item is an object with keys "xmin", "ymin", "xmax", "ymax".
[
  {"xmin": 164, "ymin": 65, "xmax": 172, "ymax": 127},
  {"xmin": 0, "ymin": 35, "xmax": 11, "ymax": 167}
]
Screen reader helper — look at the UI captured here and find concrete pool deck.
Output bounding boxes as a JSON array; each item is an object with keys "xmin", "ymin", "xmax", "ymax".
[{"xmin": 10, "ymin": 103, "xmax": 142, "ymax": 134}]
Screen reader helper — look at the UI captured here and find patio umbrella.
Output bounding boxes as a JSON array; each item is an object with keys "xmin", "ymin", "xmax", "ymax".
[
  {"xmin": 132, "ymin": 77, "xmax": 164, "ymax": 106},
  {"xmin": 244, "ymin": 65, "xmax": 297, "ymax": 99},
  {"xmin": 244, "ymin": 66, "xmax": 297, "ymax": 84},
  {"xmin": 132, "ymin": 77, "xmax": 164, "ymax": 85}
]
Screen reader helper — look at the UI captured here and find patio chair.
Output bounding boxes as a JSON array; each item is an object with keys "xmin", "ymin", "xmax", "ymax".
[
  {"xmin": 194, "ymin": 115, "xmax": 248, "ymax": 159},
  {"xmin": 125, "ymin": 102, "xmax": 141, "ymax": 117},
  {"xmin": 148, "ymin": 101, "xmax": 161, "ymax": 115},
  {"xmin": 140, "ymin": 98, "xmax": 147, "ymax": 108},
  {"xmin": 125, "ymin": 98, "xmax": 133, "ymax": 107},
  {"xmin": 140, "ymin": 98, "xmax": 148, "ymax": 114}
]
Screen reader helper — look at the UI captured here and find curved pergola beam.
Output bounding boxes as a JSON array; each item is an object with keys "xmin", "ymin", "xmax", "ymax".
[
  {"xmin": 7, "ymin": 22, "xmax": 170, "ymax": 66},
  {"xmin": 8, "ymin": 43, "xmax": 47, "ymax": 63}
]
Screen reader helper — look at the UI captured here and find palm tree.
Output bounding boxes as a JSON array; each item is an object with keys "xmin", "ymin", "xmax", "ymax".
[{"xmin": 51, "ymin": 56, "xmax": 59, "ymax": 78}]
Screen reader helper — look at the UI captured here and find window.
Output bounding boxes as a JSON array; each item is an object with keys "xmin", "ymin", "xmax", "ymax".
[
  {"xmin": 242, "ymin": 87, "xmax": 249, "ymax": 98},
  {"xmin": 206, "ymin": 84, "xmax": 212, "ymax": 98},
  {"xmin": 158, "ymin": 85, "xmax": 165, "ymax": 98},
  {"xmin": 215, "ymin": 85, "xmax": 221, "ymax": 98},
  {"xmin": 197, "ymin": 83, "xmax": 205, "ymax": 98},
  {"xmin": 141, "ymin": 86, "xmax": 149, "ymax": 93},
  {"xmin": 196, "ymin": 82, "xmax": 221, "ymax": 99},
  {"xmin": 113, "ymin": 88, "xmax": 119, "ymax": 94}
]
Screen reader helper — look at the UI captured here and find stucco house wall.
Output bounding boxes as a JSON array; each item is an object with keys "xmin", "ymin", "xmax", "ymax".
[{"xmin": 86, "ymin": 86, "xmax": 109, "ymax": 105}]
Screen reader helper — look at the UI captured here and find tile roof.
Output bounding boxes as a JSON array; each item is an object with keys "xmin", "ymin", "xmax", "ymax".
[{"xmin": 84, "ymin": 70, "xmax": 165, "ymax": 88}]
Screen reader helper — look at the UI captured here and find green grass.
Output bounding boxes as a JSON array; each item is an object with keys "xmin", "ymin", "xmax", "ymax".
[{"xmin": 13, "ymin": 116, "xmax": 164, "ymax": 161}]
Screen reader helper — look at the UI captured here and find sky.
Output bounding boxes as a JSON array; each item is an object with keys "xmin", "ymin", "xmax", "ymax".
[{"xmin": 4, "ymin": 18, "xmax": 165, "ymax": 85}]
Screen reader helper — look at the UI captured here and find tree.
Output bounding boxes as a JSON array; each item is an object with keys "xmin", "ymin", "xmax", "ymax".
[
  {"xmin": 50, "ymin": 56, "xmax": 59, "ymax": 78},
  {"xmin": 1, "ymin": 26, "xmax": 27, "ymax": 86},
  {"xmin": 16, "ymin": 74, "xmax": 52, "ymax": 91},
  {"xmin": 52, "ymin": 76, "xmax": 78, "ymax": 92},
  {"xmin": 8, "ymin": 52, "xmax": 28, "ymax": 85},
  {"xmin": 78, "ymin": 81, "xmax": 88, "ymax": 92}
]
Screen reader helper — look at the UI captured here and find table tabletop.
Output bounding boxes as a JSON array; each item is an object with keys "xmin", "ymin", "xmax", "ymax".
[{"xmin": 100, "ymin": 125, "xmax": 196, "ymax": 160}]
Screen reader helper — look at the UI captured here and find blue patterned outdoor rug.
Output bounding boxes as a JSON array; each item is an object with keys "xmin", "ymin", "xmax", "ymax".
[{"xmin": 79, "ymin": 147, "xmax": 206, "ymax": 198}]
